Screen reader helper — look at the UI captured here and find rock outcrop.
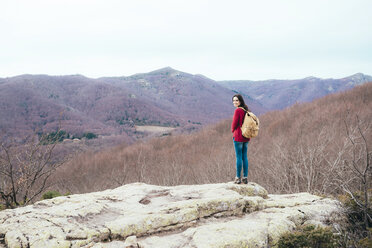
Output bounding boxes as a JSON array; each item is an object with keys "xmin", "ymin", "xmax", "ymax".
[{"xmin": 0, "ymin": 182, "xmax": 342, "ymax": 248}]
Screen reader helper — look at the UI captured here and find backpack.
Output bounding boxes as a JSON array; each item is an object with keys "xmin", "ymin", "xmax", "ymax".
[{"xmin": 239, "ymin": 107, "xmax": 259, "ymax": 138}]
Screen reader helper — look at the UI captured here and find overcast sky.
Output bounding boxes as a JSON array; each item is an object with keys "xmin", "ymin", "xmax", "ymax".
[{"xmin": 1, "ymin": 0, "xmax": 371, "ymax": 80}]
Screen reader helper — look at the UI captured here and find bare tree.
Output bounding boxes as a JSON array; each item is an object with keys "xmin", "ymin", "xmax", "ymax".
[
  {"xmin": 109, "ymin": 154, "xmax": 130, "ymax": 187},
  {"xmin": 0, "ymin": 131, "xmax": 66, "ymax": 208},
  {"xmin": 337, "ymin": 113, "xmax": 371, "ymax": 231}
]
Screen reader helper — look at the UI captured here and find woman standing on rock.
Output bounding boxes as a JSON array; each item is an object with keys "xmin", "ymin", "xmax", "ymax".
[{"xmin": 231, "ymin": 94, "xmax": 250, "ymax": 184}]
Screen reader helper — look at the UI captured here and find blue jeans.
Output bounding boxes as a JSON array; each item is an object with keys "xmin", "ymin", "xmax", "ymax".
[{"xmin": 233, "ymin": 138, "xmax": 249, "ymax": 178}]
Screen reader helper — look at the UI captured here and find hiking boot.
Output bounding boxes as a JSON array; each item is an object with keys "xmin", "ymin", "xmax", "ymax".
[
  {"xmin": 234, "ymin": 177, "xmax": 241, "ymax": 184},
  {"xmin": 242, "ymin": 177, "xmax": 248, "ymax": 184}
]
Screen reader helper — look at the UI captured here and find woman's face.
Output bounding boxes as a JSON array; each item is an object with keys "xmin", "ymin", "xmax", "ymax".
[{"xmin": 232, "ymin": 97, "xmax": 240, "ymax": 108}]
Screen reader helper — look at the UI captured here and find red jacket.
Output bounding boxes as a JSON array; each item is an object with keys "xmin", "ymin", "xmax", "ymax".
[{"xmin": 231, "ymin": 108, "xmax": 250, "ymax": 142}]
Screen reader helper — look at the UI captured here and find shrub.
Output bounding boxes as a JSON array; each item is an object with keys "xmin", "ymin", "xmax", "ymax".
[
  {"xmin": 40, "ymin": 130, "xmax": 69, "ymax": 144},
  {"xmin": 42, "ymin": 191, "xmax": 62, "ymax": 200},
  {"xmin": 83, "ymin": 132, "xmax": 97, "ymax": 139},
  {"xmin": 277, "ymin": 225, "xmax": 337, "ymax": 248},
  {"xmin": 338, "ymin": 191, "xmax": 372, "ymax": 231}
]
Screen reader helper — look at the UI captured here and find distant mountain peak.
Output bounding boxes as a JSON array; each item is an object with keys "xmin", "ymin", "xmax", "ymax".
[
  {"xmin": 343, "ymin": 73, "xmax": 372, "ymax": 82},
  {"xmin": 350, "ymin": 72, "xmax": 365, "ymax": 77},
  {"xmin": 303, "ymin": 76, "xmax": 320, "ymax": 81},
  {"xmin": 349, "ymin": 72, "xmax": 371, "ymax": 79},
  {"xmin": 149, "ymin": 67, "xmax": 177, "ymax": 74},
  {"xmin": 145, "ymin": 67, "xmax": 198, "ymax": 79},
  {"xmin": 127, "ymin": 67, "xmax": 179, "ymax": 78}
]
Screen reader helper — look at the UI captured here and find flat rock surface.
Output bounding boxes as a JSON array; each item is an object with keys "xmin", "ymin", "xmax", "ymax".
[{"xmin": 0, "ymin": 182, "xmax": 342, "ymax": 248}]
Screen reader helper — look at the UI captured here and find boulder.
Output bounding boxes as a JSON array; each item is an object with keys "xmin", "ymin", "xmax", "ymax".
[{"xmin": 0, "ymin": 182, "xmax": 342, "ymax": 248}]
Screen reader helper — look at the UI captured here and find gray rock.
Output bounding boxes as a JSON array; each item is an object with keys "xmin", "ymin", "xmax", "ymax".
[{"xmin": 0, "ymin": 182, "xmax": 342, "ymax": 248}]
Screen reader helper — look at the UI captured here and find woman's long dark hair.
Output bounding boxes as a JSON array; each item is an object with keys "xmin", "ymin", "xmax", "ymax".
[{"xmin": 232, "ymin": 94, "xmax": 250, "ymax": 111}]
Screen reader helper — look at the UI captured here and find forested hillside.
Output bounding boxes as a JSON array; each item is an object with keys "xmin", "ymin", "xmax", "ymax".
[{"xmin": 0, "ymin": 68, "xmax": 264, "ymax": 148}]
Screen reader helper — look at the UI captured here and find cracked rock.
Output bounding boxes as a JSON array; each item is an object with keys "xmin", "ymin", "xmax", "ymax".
[{"xmin": 0, "ymin": 182, "xmax": 342, "ymax": 248}]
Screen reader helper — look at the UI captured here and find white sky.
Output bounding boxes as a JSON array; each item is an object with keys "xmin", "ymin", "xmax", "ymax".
[{"xmin": 1, "ymin": 0, "xmax": 371, "ymax": 80}]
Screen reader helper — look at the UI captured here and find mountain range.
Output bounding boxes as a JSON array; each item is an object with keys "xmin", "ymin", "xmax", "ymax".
[
  {"xmin": 218, "ymin": 72, "xmax": 372, "ymax": 110},
  {"xmin": 0, "ymin": 67, "xmax": 370, "ymax": 145}
]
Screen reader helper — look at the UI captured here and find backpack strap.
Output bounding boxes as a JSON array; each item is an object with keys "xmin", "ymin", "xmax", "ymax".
[
  {"xmin": 238, "ymin": 107, "xmax": 247, "ymax": 112},
  {"xmin": 237, "ymin": 107, "xmax": 247, "ymax": 128}
]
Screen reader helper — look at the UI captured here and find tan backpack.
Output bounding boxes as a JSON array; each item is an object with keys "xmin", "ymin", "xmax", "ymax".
[{"xmin": 239, "ymin": 107, "xmax": 259, "ymax": 138}]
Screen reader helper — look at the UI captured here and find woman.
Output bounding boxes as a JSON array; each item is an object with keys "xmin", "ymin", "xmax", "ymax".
[{"xmin": 231, "ymin": 94, "xmax": 250, "ymax": 184}]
